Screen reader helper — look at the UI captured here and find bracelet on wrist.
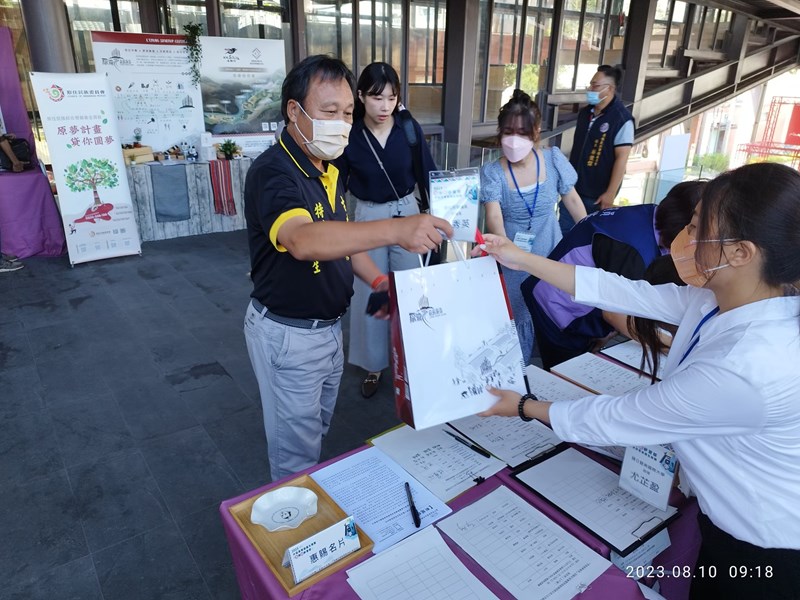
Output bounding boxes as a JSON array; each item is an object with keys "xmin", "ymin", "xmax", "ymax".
[
  {"xmin": 371, "ymin": 274, "xmax": 389, "ymax": 290},
  {"xmin": 518, "ymin": 393, "xmax": 538, "ymax": 422}
]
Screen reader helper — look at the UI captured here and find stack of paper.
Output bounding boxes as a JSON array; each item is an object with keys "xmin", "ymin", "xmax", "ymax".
[{"xmin": 310, "ymin": 447, "xmax": 451, "ymax": 553}]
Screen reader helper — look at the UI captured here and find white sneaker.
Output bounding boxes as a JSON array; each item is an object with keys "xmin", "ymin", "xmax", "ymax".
[{"xmin": 0, "ymin": 259, "xmax": 24, "ymax": 273}]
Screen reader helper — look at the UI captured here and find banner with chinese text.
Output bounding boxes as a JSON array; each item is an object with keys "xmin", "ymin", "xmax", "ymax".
[
  {"xmin": 31, "ymin": 71, "xmax": 141, "ymax": 265},
  {"xmin": 91, "ymin": 32, "xmax": 205, "ymax": 153}
]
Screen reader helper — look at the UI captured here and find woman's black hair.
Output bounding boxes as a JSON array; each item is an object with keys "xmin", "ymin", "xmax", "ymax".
[
  {"xmin": 696, "ymin": 162, "xmax": 800, "ymax": 292},
  {"xmin": 626, "ymin": 256, "xmax": 686, "ymax": 383},
  {"xmin": 281, "ymin": 54, "xmax": 356, "ymax": 121},
  {"xmin": 654, "ymin": 180, "xmax": 706, "ymax": 249},
  {"xmin": 496, "ymin": 89, "xmax": 542, "ymax": 143},
  {"xmin": 353, "ymin": 62, "xmax": 401, "ymax": 121}
]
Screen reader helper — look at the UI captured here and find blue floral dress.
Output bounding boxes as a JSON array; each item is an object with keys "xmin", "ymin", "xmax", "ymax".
[{"xmin": 480, "ymin": 146, "xmax": 578, "ymax": 363}]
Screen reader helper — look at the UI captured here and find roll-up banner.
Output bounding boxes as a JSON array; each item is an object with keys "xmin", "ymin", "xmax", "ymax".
[{"xmin": 31, "ymin": 72, "xmax": 142, "ymax": 265}]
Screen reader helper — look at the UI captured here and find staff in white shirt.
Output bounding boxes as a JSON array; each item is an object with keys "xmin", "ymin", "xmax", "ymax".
[{"xmin": 476, "ymin": 162, "xmax": 800, "ymax": 599}]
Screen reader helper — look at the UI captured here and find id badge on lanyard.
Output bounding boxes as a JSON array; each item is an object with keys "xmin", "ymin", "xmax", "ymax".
[
  {"xmin": 507, "ymin": 150, "xmax": 540, "ymax": 241},
  {"xmin": 513, "ymin": 231, "xmax": 535, "ymax": 252}
]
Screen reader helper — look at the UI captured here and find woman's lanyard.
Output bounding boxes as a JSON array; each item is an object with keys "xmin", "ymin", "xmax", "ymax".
[
  {"xmin": 507, "ymin": 150, "xmax": 540, "ymax": 227},
  {"xmin": 677, "ymin": 307, "xmax": 720, "ymax": 366}
]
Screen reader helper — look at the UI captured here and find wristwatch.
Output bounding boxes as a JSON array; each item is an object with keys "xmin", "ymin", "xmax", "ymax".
[{"xmin": 518, "ymin": 393, "xmax": 538, "ymax": 422}]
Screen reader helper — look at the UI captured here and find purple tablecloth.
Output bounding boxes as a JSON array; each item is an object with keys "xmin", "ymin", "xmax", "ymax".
[
  {"xmin": 0, "ymin": 169, "xmax": 65, "ymax": 258},
  {"xmin": 220, "ymin": 447, "xmax": 701, "ymax": 600}
]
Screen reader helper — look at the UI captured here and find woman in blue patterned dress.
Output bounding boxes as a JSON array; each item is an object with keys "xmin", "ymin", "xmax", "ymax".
[{"xmin": 480, "ymin": 89, "xmax": 587, "ymax": 363}]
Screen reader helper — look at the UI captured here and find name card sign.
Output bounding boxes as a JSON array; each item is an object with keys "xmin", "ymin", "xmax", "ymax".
[
  {"xmin": 620, "ymin": 444, "xmax": 677, "ymax": 511},
  {"xmin": 285, "ymin": 516, "xmax": 361, "ymax": 584}
]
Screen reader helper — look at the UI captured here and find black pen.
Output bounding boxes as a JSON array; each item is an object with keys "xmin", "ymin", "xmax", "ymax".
[
  {"xmin": 404, "ymin": 481, "xmax": 421, "ymax": 528},
  {"xmin": 443, "ymin": 429, "xmax": 492, "ymax": 458}
]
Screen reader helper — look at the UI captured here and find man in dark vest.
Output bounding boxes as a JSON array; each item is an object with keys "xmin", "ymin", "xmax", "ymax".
[
  {"xmin": 524, "ymin": 181, "xmax": 705, "ymax": 370},
  {"xmin": 560, "ymin": 65, "xmax": 635, "ymax": 234}
]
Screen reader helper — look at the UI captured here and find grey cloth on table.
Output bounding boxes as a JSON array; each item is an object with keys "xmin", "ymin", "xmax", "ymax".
[{"xmin": 151, "ymin": 164, "xmax": 191, "ymax": 222}]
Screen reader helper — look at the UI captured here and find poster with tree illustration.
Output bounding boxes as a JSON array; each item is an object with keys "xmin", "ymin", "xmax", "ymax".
[
  {"xmin": 65, "ymin": 158, "xmax": 119, "ymax": 223},
  {"xmin": 31, "ymin": 71, "xmax": 141, "ymax": 265}
]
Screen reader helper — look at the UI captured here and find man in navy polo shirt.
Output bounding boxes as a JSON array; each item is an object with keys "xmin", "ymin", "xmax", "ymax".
[
  {"xmin": 559, "ymin": 65, "xmax": 635, "ymax": 234},
  {"xmin": 244, "ymin": 55, "xmax": 452, "ymax": 481}
]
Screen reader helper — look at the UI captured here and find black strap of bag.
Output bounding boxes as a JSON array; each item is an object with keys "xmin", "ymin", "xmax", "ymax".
[{"xmin": 396, "ymin": 109, "xmax": 430, "ymax": 213}]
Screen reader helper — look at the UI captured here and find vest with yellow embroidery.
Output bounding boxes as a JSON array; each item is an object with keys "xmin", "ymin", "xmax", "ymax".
[{"xmin": 245, "ymin": 129, "xmax": 353, "ymax": 320}]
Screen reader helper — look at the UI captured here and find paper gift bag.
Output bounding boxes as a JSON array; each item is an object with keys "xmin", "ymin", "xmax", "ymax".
[{"xmin": 390, "ymin": 256, "xmax": 527, "ymax": 430}]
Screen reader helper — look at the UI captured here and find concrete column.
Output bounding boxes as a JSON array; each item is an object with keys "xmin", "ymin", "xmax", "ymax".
[
  {"xmin": 619, "ymin": 0, "xmax": 657, "ymax": 123},
  {"xmin": 20, "ymin": 0, "xmax": 76, "ymax": 73},
  {"xmin": 441, "ymin": 0, "xmax": 480, "ymax": 166}
]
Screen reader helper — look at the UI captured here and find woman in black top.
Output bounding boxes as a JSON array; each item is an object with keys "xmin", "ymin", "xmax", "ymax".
[{"xmin": 336, "ymin": 62, "xmax": 437, "ymax": 398}]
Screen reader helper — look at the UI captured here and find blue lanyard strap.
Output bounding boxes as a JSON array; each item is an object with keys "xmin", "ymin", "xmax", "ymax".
[
  {"xmin": 678, "ymin": 307, "xmax": 720, "ymax": 366},
  {"xmin": 507, "ymin": 149, "xmax": 540, "ymax": 221}
]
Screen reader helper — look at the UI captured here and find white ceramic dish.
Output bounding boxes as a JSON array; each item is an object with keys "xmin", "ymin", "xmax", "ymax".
[{"xmin": 250, "ymin": 486, "xmax": 318, "ymax": 532}]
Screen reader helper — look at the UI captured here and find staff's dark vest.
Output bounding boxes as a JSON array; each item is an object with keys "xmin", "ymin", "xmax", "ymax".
[{"xmin": 569, "ymin": 96, "xmax": 634, "ymax": 199}]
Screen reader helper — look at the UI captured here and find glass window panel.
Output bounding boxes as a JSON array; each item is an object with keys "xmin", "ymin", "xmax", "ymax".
[
  {"xmin": 713, "ymin": 9, "xmax": 731, "ymax": 51},
  {"xmin": 663, "ymin": 1, "xmax": 687, "ymax": 67},
  {"xmin": 485, "ymin": 0, "xmax": 522, "ymax": 119},
  {"xmin": 555, "ymin": 16, "xmax": 579, "ymax": 89},
  {"xmin": 118, "ymin": 1, "xmax": 142, "ymax": 32},
  {"xmin": 604, "ymin": 0, "xmax": 628, "ymax": 66},
  {"xmin": 357, "ymin": 0, "xmax": 402, "ymax": 74},
  {"xmin": 65, "ymin": 0, "xmax": 113, "ymax": 72},
  {"xmin": 305, "ymin": 0, "xmax": 353, "ymax": 69},
  {"xmin": 166, "ymin": 0, "xmax": 208, "ymax": 36},
  {"xmin": 473, "ymin": 0, "xmax": 490, "ymax": 121},
  {"xmin": 576, "ymin": 1, "xmax": 606, "ymax": 88},
  {"xmin": 518, "ymin": 7, "xmax": 553, "ymax": 98},
  {"xmin": 650, "ymin": 0, "xmax": 687, "ymax": 69},
  {"xmin": 408, "ymin": 0, "xmax": 445, "ymax": 123},
  {"xmin": 221, "ymin": 0, "xmax": 284, "ymax": 39}
]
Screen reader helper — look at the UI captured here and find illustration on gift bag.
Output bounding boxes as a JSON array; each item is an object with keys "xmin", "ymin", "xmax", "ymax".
[{"xmin": 390, "ymin": 256, "xmax": 527, "ymax": 429}]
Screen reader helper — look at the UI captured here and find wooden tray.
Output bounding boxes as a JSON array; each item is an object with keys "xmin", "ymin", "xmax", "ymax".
[{"xmin": 228, "ymin": 474, "xmax": 373, "ymax": 597}]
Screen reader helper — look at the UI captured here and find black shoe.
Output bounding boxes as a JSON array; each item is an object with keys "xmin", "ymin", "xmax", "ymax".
[{"xmin": 360, "ymin": 372, "xmax": 381, "ymax": 398}]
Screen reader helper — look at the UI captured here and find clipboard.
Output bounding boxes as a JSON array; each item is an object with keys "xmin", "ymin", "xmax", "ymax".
[{"xmin": 511, "ymin": 446, "xmax": 679, "ymax": 557}]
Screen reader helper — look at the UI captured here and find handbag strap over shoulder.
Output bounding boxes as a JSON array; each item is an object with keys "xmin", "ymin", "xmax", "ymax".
[
  {"xmin": 362, "ymin": 129, "xmax": 403, "ymax": 201},
  {"xmin": 397, "ymin": 109, "xmax": 430, "ymax": 213}
]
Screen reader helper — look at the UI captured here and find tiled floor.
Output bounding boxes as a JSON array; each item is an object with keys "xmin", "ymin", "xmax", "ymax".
[{"xmin": 0, "ymin": 231, "xmax": 401, "ymax": 600}]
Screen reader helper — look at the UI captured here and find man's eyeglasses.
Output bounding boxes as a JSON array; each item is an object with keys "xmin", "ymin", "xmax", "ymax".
[{"xmin": 587, "ymin": 82, "xmax": 612, "ymax": 91}]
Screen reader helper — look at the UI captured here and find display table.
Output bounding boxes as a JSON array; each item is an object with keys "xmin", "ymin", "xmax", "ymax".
[
  {"xmin": 220, "ymin": 446, "xmax": 701, "ymax": 600},
  {"xmin": 0, "ymin": 169, "xmax": 66, "ymax": 259},
  {"xmin": 126, "ymin": 159, "xmax": 251, "ymax": 242}
]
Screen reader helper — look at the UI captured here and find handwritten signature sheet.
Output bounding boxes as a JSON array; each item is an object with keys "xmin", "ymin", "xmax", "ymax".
[
  {"xmin": 346, "ymin": 525, "xmax": 499, "ymax": 600},
  {"xmin": 371, "ymin": 425, "xmax": 505, "ymax": 501},
  {"xmin": 437, "ymin": 486, "xmax": 610, "ymax": 600},
  {"xmin": 515, "ymin": 448, "xmax": 677, "ymax": 555},
  {"xmin": 550, "ymin": 353, "xmax": 650, "ymax": 396}
]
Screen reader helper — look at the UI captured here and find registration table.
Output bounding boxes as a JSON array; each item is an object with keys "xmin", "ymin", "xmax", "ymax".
[{"xmin": 220, "ymin": 445, "xmax": 701, "ymax": 600}]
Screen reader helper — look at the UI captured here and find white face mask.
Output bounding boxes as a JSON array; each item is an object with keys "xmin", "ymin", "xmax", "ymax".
[
  {"xmin": 295, "ymin": 103, "xmax": 352, "ymax": 161},
  {"xmin": 501, "ymin": 135, "xmax": 534, "ymax": 163}
]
